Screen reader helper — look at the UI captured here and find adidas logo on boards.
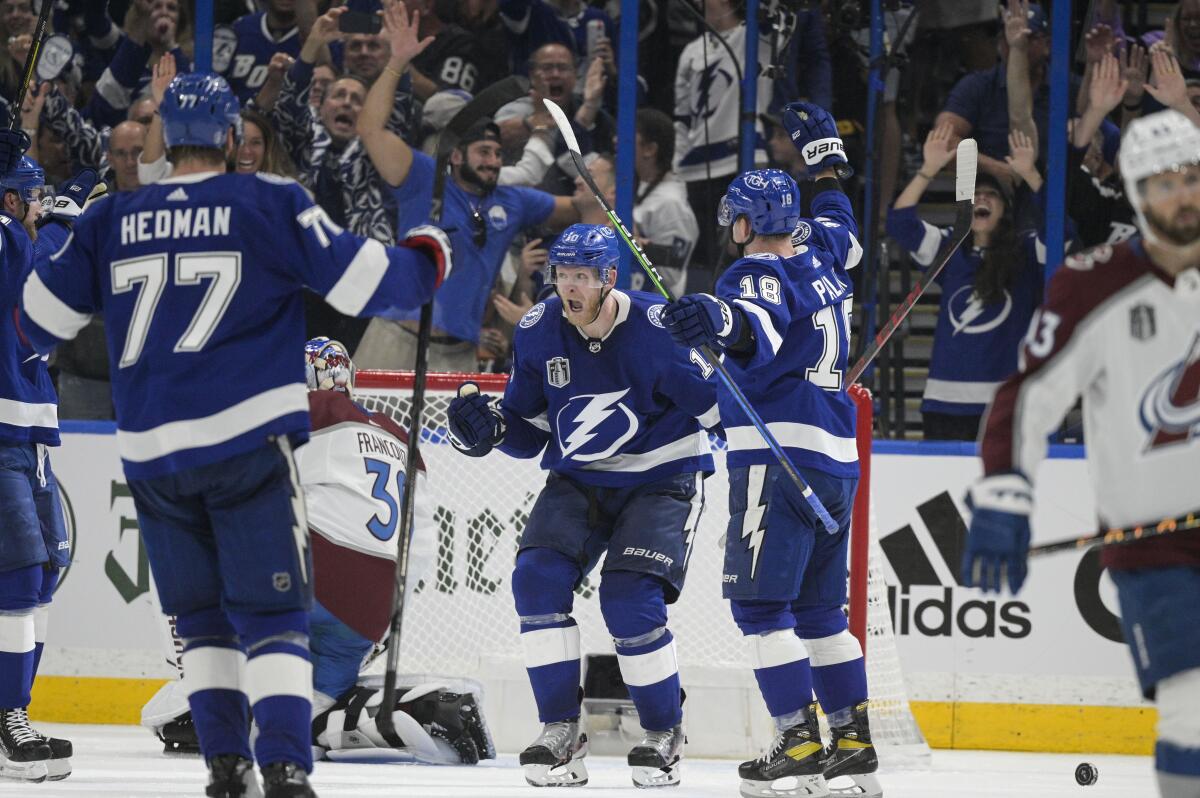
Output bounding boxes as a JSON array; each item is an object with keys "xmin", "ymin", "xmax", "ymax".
[
  {"xmin": 880, "ymin": 492, "xmax": 1031, "ymax": 639},
  {"xmin": 166, "ymin": 188, "xmax": 188, "ymax": 202}
]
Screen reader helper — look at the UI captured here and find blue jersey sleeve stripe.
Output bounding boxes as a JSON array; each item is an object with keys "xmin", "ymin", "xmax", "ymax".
[
  {"xmin": 0, "ymin": 397, "xmax": 58, "ymax": 430},
  {"xmin": 697, "ymin": 403, "xmax": 720, "ymax": 428},
  {"xmin": 578, "ymin": 430, "xmax": 712, "ymax": 474},
  {"xmin": 117, "ymin": 383, "xmax": 308, "ymax": 463},
  {"xmin": 733, "ymin": 298, "xmax": 783, "ymax": 356},
  {"xmin": 22, "ymin": 271, "xmax": 92, "ymax": 341},
  {"xmin": 525, "ymin": 412, "xmax": 550, "ymax": 431},
  {"xmin": 913, "ymin": 221, "xmax": 946, "ymax": 267},
  {"xmin": 324, "ymin": 238, "xmax": 389, "ymax": 315},
  {"xmin": 844, "ymin": 231, "xmax": 864, "ymax": 270},
  {"xmin": 725, "ymin": 421, "xmax": 857, "ymax": 463}
]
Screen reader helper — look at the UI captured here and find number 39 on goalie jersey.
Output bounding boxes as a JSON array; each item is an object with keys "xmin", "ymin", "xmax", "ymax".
[
  {"xmin": 18, "ymin": 173, "xmax": 443, "ymax": 480},
  {"xmin": 714, "ymin": 188, "xmax": 863, "ymax": 478}
]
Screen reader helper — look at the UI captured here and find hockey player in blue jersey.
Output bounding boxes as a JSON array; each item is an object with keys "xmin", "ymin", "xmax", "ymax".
[
  {"xmin": 16, "ymin": 72, "xmax": 451, "ymax": 798},
  {"xmin": 0, "ymin": 150, "xmax": 101, "ymax": 784},
  {"xmin": 662, "ymin": 102, "xmax": 880, "ymax": 798},
  {"xmin": 445, "ymin": 223, "xmax": 719, "ymax": 789}
]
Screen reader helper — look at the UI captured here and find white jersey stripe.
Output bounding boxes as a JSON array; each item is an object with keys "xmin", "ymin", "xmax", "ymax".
[
  {"xmin": 923, "ymin": 378, "xmax": 1002, "ymax": 404},
  {"xmin": 726, "ymin": 421, "xmax": 857, "ymax": 463},
  {"xmin": 0, "ymin": 397, "xmax": 58, "ymax": 431},
  {"xmin": 22, "ymin": 270, "xmax": 93, "ymax": 341},
  {"xmin": 580, "ymin": 430, "xmax": 711, "ymax": 473},
  {"xmin": 324, "ymin": 238, "xmax": 389, "ymax": 316},
  {"xmin": 734, "ymin": 299, "xmax": 784, "ymax": 356}
]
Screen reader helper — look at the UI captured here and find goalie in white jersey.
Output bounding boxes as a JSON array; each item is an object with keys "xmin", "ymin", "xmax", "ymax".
[{"xmin": 964, "ymin": 109, "xmax": 1200, "ymax": 798}]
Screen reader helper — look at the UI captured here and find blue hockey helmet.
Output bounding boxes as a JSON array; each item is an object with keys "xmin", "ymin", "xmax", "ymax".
[
  {"xmin": 718, "ymin": 169, "xmax": 800, "ymax": 236},
  {"xmin": 304, "ymin": 337, "xmax": 356, "ymax": 396},
  {"xmin": 547, "ymin": 223, "xmax": 621, "ymax": 287},
  {"xmin": 0, "ymin": 156, "xmax": 44, "ymax": 205},
  {"xmin": 161, "ymin": 71, "xmax": 241, "ymax": 150}
]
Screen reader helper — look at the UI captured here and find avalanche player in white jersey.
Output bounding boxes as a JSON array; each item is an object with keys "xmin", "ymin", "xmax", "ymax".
[
  {"xmin": 445, "ymin": 223, "xmax": 719, "ymax": 789},
  {"xmin": 964, "ymin": 110, "xmax": 1200, "ymax": 798},
  {"xmin": 15, "ymin": 72, "xmax": 450, "ymax": 798},
  {"xmin": 663, "ymin": 102, "xmax": 879, "ymax": 798}
]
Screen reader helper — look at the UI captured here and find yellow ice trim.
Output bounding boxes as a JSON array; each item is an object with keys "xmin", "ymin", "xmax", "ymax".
[{"xmin": 28, "ymin": 676, "xmax": 170, "ymax": 725}]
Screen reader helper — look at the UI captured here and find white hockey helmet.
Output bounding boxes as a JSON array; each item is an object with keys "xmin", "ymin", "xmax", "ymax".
[
  {"xmin": 304, "ymin": 337, "xmax": 356, "ymax": 396},
  {"xmin": 1120, "ymin": 109, "xmax": 1200, "ymax": 208}
]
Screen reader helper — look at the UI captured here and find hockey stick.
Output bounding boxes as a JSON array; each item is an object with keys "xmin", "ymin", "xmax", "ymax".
[
  {"xmin": 543, "ymin": 98, "xmax": 838, "ymax": 533},
  {"xmin": 8, "ymin": 0, "xmax": 53, "ymax": 133},
  {"xmin": 844, "ymin": 138, "xmax": 978, "ymax": 387},
  {"xmin": 376, "ymin": 75, "xmax": 530, "ymax": 743},
  {"xmin": 1028, "ymin": 509, "xmax": 1200, "ymax": 558}
]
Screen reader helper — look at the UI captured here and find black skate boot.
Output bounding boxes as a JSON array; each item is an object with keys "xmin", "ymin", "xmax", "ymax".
[
  {"xmin": 824, "ymin": 701, "xmax": 881, "ymax": 798},
  {"xmin": 21, "ymin": 708, "xmax": 72, "ymax": 781},
  {"xmin": 738, "ymin": 703, "xmax": 827, "ymax": 798},
  {"xmin": 627, "ymin": 724, "xmax": 685, "ymax": 788},
  {"xmin": 205, "ymin": 754, "xmax": 262, "ymax": 798},
  {"xmin": 0, "ymin": 706, "xmax": 51, "ymax": 783},
  {"xmin": 519, "ymin": 719, "xmax": 588, "ymax": 787},
  {"xmin": 158, "ymin": 710, "xmax": 202, "ymax": 755},
  {"xmin": 261, "ymin": 761, "xmax": 317, "ymax": 798}
]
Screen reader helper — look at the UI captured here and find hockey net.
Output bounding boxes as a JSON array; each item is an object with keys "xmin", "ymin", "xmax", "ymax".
[{"xmin": 356, "ymin": 371, "xmax": 929, "ymax": 766}]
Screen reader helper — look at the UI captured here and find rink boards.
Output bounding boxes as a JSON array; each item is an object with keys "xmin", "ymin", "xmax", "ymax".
[{"xmin": 29, "ymin": 424, "xmax": 1155, "ymax": 755}]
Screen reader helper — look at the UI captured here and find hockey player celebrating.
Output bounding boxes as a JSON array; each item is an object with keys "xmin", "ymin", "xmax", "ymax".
[
  {"xmin": 445, "ymin": 223, "xmax": 719, "ymax": 788},
  {"xmin": 661, "ymin": 101, "xmax": 879, "ymax": 798},
  {"xmin": 16, "ymin": 72, "xmax": 451, "ymax": 798},
  {"xmin": 963, "ymin": 109, "xmax": 1200, "ymax": 798}
]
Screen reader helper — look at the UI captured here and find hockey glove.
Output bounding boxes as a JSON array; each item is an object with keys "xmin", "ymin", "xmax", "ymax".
[
  {"xmin": 400, "ymin": 224, "xmax": 453, "ymax": 288},
  {"xmin": 0, "ymin": 128, "xmax": 29, "ymax": 176},
  {"xmin": 447, "ymin": 383, "xmax": 505, "ymax": 457},
  {"xmin": 961, "ymin": 473, "xmax": 1033, "ymax": 595},
  {"xmin": 661, "ymin": 294, "xmax": 742, "ymax": 351},
  {"xmin": 782, "ymin": 101, "xmax": 852, "ymax": 179},
  {"xmin": 45, "ymin": 169, "xmax": 105, "ymax": 228}
]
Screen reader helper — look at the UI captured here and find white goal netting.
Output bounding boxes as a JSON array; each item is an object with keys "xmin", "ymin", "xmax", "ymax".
[{"xmin": 357, "ymin": 372, "xmax": 929, "ymax": 766}]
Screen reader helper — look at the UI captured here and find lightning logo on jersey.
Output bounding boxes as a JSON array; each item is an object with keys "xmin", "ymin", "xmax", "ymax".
[
  {"xmin": 556, "ymin": 389, "xmax": 639, "ymax": 462},
  {"xmin": 741, "ymin": 465, "xmax": 770, "ymax": 580},
  {"xmin": 1140, "ymin": 331, "xmax": 1200, "ymax": 450},
  {"xmin": 948, "ymin": 287, "xmax": 1014, "ymax": 337}
]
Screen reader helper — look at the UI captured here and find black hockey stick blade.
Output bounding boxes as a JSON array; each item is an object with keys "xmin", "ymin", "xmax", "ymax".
[
  {"xmin": 376, "ymin": 75, "xmax": 531, "ymax": 744},
  {"xmin": 542, "ymin": 98, "xmax": 838, "ymax": 533},
  {"xmin": 845, "ymin": 138, "xmax": 977, "ymax": 387},
  {"xmin": 1028, "ymin": 509, "xmax": 1200, "ymax": 558},
  {"xmin": 8, "ymin": 0, "xmax": 52, "ymax": 132}
]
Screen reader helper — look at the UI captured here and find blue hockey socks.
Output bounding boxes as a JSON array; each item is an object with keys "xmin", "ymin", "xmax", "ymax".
[
  {"xmin": 600, "ymin": 571, "xmax": 682, "ymax": 731},
  {"xmin": 0, "ymin": 566, "xmax": 42, "ymax": 709},
  {"xmin": 177, "ymin": 608, "xmax": 251, "ymax": 762},
  {"xmin": 512, "ymin": 548, "xmax": 583, "ymax": 723}
]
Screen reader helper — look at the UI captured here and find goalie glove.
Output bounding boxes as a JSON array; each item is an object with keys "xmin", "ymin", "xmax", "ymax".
[
  {"xmin": 782, "ymin": 101, "xmax": 853, "ymax": 179},
  {"xmin": 447, "ymin": 382, "xmax": 505, "ymax": 457},
  {"xmin": 661, "ymin": 293, "xmax": 743, "ymax": 351},
  {"xmin": 400, "ymin": 224, "xmax": 453, "ymax": 288},
  {"xmin": 961, "ymin": 472, "xmax": 1033, "ymax": 595}
]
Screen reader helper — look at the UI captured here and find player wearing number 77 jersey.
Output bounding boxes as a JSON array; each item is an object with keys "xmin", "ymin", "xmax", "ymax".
[
  {"xmin": 14, "ymin": 72, "xmax": 451, "ymax": 798},
  {"xmin": 662, "ymin": 100, "xmax": 879, "ymax": 798}
]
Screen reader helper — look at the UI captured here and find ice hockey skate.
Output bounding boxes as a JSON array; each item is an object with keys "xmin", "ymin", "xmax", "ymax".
[
  {"xmin": 824, "ymin": 701, "xmax": 881, "ymax": 798},
  {"xmin": 261, "ymin": 761, "xmax": 316, "ymax": 797},
  {"xmin": 205, "ymin": 754, "xmax": 262, "ymax": 798},
  {"xmin": 25, "ymin": 710, "xmax": 72, "ymax": 781},
  {"xmin": 0, "ymin": 706, "xmax": 50, "ymax": 782},
  {"xmin": 738, "ymin": 703, "xmax": 829, "ymax": 798},
  {"xmin": 627, "ymin": 724, "xmax": 684, "ymax": 788},
  {"xmin": 519, "ymin": 720, "xmax": 589, "ymax": 787}
]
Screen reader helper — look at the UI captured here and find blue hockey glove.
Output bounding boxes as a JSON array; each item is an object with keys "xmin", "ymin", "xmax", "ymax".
[
  {"xmin": 447, "ymin": 382, "xmax": 505, "ymax": 457},
  {"xmin": 47, "ymin": 169, "xmax": 103, "ymax": 224},
  {"xmin": 661, "ymin": 294, "xmax": 742, "ymax": 351},
  {"xmin": 781, "ymin": 101, "xmax": 852, "ymax": 178},
  {"xmin": 0, "ymin": 128, "xmax": 29, "ymax": 176},
  {"xmin": 961, "ymin": 473, "xmax": 1033, "ymax": 595}
]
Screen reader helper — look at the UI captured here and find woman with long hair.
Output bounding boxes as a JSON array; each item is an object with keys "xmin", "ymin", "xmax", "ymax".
[
  {"xmin": 887, "ymin": 124, "xmax": 1047, "ymax": 441},
  {"xmin": 231, "ymin": 107, "xmax": 296, "ymax": 177}
]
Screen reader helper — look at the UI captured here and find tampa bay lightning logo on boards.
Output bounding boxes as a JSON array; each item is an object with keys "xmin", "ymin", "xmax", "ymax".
[
  {"xmin": 556, "ymin": 389, "xmax": 640, "ymax": 462},
  {"xmin": 520, "ymin": 303, "xmax": 545, "ymax": 328},
  {"xmin": 947, "ymin": 287, "xmax": 1012, "ymax": 336},
  {"xmin": 647, "ymin": 305, "xmax": 665, "ymax": 328},
  {"xmin": 1139, "ymin": 332, "xmax": 1200, "ymax": 450}
]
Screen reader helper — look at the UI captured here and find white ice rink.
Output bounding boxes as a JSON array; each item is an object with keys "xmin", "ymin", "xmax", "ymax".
[{"xmin": 0, "ymin": 723, "xmax": 1156, "ymax": 797}]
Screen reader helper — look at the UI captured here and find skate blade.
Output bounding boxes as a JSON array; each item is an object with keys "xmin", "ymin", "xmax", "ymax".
[
  {"xmin": 46, "ymin": 756, "xmax": 71, "ymax": 781},
  {"xmin": 523, "ymin": 759, "xmax": 589, "ymax": 787},
  {"xmin": 827, "ymin": 774, "xmax": 881, "ymax": 798},
  {"xmin": 0, "ymin": 758, "xmax": 49, "ymax": 783},
  {"xmin": 739, "ymin": 774, "xmax": 830, "ymax": 798},
  {"xmin": 632, "ymin": 762, "xmax": 681, "ymax": 788}
]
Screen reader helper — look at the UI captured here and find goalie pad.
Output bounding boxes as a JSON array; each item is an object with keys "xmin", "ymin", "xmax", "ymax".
[
  {"xmin": 313, "ymin": 675, "xmax": 496, "ymax": 766},
  {"xmin": 141, "ymin": 678, "xmax": 201, "ymax": 755}
]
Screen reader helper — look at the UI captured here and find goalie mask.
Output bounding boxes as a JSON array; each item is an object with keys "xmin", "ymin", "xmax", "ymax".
[{"xmin": 305, "ymin": 337, "xmax": 356, "ymax": 396}]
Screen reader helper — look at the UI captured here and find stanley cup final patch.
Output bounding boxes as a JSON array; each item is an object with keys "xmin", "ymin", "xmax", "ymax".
[
  {"xmin": 1130, "ymin": 303, "xmax": 1156, "ymax": 341},
  {"xmin": 547, "ymin": 356, "xmax": 571, "ymax": 388}
]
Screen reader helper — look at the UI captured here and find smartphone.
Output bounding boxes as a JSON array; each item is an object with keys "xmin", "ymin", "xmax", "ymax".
[{"xmin": 339, "ymin": 10, "xmax": 382, "ymax": 35}]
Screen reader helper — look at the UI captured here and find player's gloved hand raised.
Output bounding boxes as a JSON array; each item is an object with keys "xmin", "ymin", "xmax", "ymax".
[
  {"xmin": 961, "ymin": 473, "xmax": 1033, "ymax": 594},
  {"xmin": 447, "ymin": 382, "xmax": 505, "ymax": 457},
  {"xmin": 661, "ymin": 294, "xmax": 742, "ymax": 351},
  {"xmin": 47, "ymin": 169, "xmax": 104, "ymax": 225},
  {"xmin": 782, "ymin": 101, "xmax": 852, "ymax": 178},
  {"xmin": 400, "ymin": 224, "xmax": 453, "ymax": 288},
  {"xmin": 0, "ymin": 128, "xmax": 29, "ymax": 175}
]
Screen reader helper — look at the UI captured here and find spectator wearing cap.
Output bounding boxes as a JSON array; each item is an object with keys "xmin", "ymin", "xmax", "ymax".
[
  {"xmin": 630, "ymin": 108, "xmax": 698, "ymax": 298},
  {"xmin": 936, "ymin": 1, "xmax": 1077, "ymax": 188},
  {"xmin": 354, "ymin": 1, "xmax": 582, "ymax": 372},
  {"xmin": 887, "ymin": 123, "xmax": 1048, "ymax": 441},
  {"xmin": 406, "ymin": 0, "xmax": 487, "ymax": 99}
]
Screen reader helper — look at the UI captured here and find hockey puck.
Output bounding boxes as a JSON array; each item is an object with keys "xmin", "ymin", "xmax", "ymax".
[
  {"xmin": 1075, "ymin": 762, "xmax": 1098, "ymax": 786},
  {"xmin": 457, "ymin": 382, "xmax": 479, "ymax": 398}
]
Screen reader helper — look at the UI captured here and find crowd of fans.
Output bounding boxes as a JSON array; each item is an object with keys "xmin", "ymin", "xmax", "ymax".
[{"xmin": 9, "ymin": 0, "xmax": 1199, "ymax": 440}]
